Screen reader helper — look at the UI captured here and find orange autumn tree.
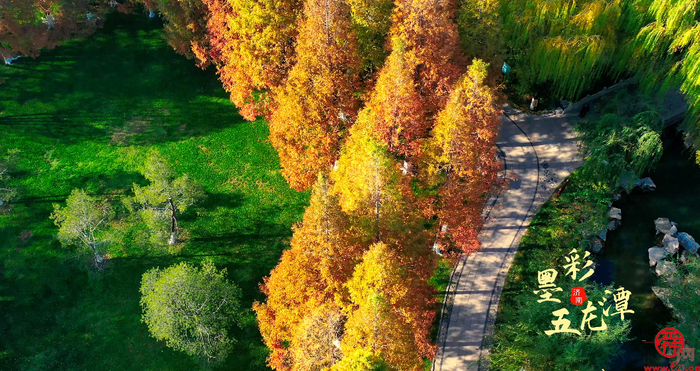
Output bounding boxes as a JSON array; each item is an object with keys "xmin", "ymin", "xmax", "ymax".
[
  {"xmin": 254, "ymin": 176, "xmax": 362, "ymax": 370},
  {"xmin": 331, "ymin": 119, "xmax": 437, "ymax": 362},
  {"xmin": 426, "ymin": 59, "xmax": 501, "ymax": 253},
  {"xmin": 147, "ymin": 0, "xmax": 212, "ymax": 67},
  {"xmin": 341, "ymin": 242, "xmax": 426, "ymax": 371},
  {"xmin": 292, "ymin": 303, "xmax": 345, "ymax": 371},
  {"xmin": 203, "ymin": 0, "xmax": 304, "ymax": 119},
  {"xmin": 389, "ymin": 0, "xmax": 466, "ymax": 115},
  {"xmin": 268, "ymin": 0, "xmax": 362, "ymax": 191},
  {"xmin": 359, "ymin": 39, "xmax": 427, "ymax": 157}
]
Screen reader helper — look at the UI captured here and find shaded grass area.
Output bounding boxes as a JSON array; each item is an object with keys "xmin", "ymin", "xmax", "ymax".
[{"xmin": 0, "ymin": 11, "xmax": 308, "ymax": 371}]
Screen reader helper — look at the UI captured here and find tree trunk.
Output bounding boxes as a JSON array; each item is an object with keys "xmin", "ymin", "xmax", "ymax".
[
  {"xmin": 168, "ymin": 197, "xmax": 177, "ymax": 245},
  {"xmin": 89, "ymin": 242, "xmax": 102, "ymax": 263}
]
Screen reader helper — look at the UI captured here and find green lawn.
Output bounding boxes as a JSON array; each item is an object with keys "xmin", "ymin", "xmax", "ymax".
[{"xmin": 0, "ymin": 12, "xmax": 308, "ymax": 371}]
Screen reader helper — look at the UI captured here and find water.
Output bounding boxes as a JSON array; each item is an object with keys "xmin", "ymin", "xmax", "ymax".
[{"xmin": 591, "ymin": 127, "xmax": 700, "ymax": 369}]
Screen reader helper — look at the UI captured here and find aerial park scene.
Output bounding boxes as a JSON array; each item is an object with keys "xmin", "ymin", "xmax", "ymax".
[{"xmin": 1, "ymin": 0, "xmax": 699, "ymax": 370}]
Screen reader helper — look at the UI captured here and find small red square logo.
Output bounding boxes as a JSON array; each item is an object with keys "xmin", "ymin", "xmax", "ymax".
[{"xmin": 570, "ymin": 286, "xmax": 587, "ymax": 305}]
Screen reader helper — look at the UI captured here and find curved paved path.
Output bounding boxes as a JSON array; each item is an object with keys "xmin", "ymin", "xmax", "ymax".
[{"xmin": 433, "ymin": 106, "xmax": 582, "ymax": 371}]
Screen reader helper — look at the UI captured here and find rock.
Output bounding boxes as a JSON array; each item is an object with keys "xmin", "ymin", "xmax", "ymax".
[
  {"xmin": 612, "ymin": 193, "xmax": 622, "ymax": 201},
  {"xmin": 678, "ymin": 232, "xmax": 700, "ymax": 254},
  {"xmin": 656, "ymin": 260, "xmax": 677, "ymax": 276},
  {"xmin": 669, "ymin": 225, "xmax": 678, "ymax": 237},
  {"xmin": 589, "ymin": 238, "xmax": 604, "ymax": 253},
  {"xmin": 635, "ymin": 177, "xmax": 657, "ymax": 192},
  {"xmin": 607, "ymin": 207, "xmax": 622, "ymax": 220},
  {"xmin": 608, "ymin": 220, "xmax": 620, "ymax": 231},
  {"xmin": 652, "ymin": 286, "xmax": 673, "ymax": 309},
  {"xmin": 654, "ymin": 218, "xmax": 674, "ymax": 235},
  {"xmin": 649, "ymin": 247, "xmax": 667, "ymax": 267},
  {"xmin": 663, "ymin": 234, "xmax": 680, "ymax": 255},
  {"xmin": 598, "ymin": 228, "xmax": 608, "ymax": 241}
]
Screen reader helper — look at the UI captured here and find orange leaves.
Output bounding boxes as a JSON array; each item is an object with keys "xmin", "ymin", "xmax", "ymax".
[
  {"xmin": 251, "ymin": 0, "xmax": 501, "ymax": 368},
  {"xmin": 389, "ymin": 0, "xmax": 466, "ymax": 114},
  {"xmin": 152, "ymin": 0, "xmax": 213, "ymax": 66},
  {"xmin": 0, "ymin": 0, "xmax": 107, "ymax": 58},
  {"xmin": 254, "ymin": 176, "xmax": 363, "ymax": 370},
  {"xmin": 268, "ymin": 0, "xmax": 361, "ymax": 190},
  {"xmin": 360, "ymin": 44, "xmax": 428, "ymax": 157},
  {"xmin": 427, "ymin": 59, "xmax": 502, "ymax": 252},
  {"xmin": 205, "ymin": 0, "xmax": 304, "ymax": 119}
]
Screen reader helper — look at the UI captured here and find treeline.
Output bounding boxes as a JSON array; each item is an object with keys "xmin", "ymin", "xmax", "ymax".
[
  {"xmin": 140, "ymin": 0, "xmax": 700, "ymax": 155},
  {"xmin": 137, "ymin": 0, "xmax": 503, "ymax": 369}
]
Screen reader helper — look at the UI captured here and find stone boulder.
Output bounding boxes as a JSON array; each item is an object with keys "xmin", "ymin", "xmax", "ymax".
[
  {"xmin": 655, "ymin": 218, "xmax": 674, "ymax": 235},
  {"xmin": 656, "ymin": 260, "xmax": 677, "ymax": 276},
  {"xmin": 649, "ymin": 247, "xmax": 667, "ymax": 267},
  {"xmin": 663, "ymin": 234, "xmax": 680, "ymax": 255},
  {"xmin": 598, "ymin": 228, "xmax": 608, "ymax": 241},
  {"xmin": 635, "ymin": 177, "xmax": 657, "ymax": 192},
  {"xmin": 652, "ymin": 286, "xmax": 673, "ymax": 309},
  {"xmin": 607, "ymin": 207, "xmax": 622, "ymax": 221},
  {"xmin": 606, "ymin": 208, "xmax": 622, "ymax": 231},
  {"xmin": 589, "ymin": 238, "xmax": 604, "ymax": 253},
  {"xmin": 669, "ymin": 225, "xmax": 678, "ymax": 237},
  {"xmin": 678, "ymin": 232, "xmax": 700, "ymax": 254}
]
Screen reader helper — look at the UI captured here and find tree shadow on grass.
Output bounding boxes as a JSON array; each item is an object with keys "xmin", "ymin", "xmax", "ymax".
[
  {"xmin": 0, "ymin": 11, "xmax": 246, "ymax": 146},
  {"xmin": 194, "ymin": 192, "xmax": 247, "ymax": 212}
]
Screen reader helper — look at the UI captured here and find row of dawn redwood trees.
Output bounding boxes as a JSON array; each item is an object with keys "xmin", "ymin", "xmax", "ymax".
[
  {"xmin": 144, "ymin": 0, "xmax": 502, "ymax": 369},
  {"xmin": 2, "ymin": 0, "xmax": 502, "ymax": 368}
]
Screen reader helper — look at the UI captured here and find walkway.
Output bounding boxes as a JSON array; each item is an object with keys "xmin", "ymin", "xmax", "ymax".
[{"xmin": 432, "ymin": 106, "xmax": 583, "ymax": 371}]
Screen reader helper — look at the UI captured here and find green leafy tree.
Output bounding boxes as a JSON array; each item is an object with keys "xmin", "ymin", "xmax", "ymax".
[
  {"xmin": 140, "ymin": 260, "xmax": 242, "ymax": 365},
  {"xmin": 51, "ymin": 189, "xmax": 115, "ymax": 265},
  {"xmin": 455, "ymin": 0, "xmax": 504, "ymax": 80},
  {"xmin": 0, "ymin": 149, "xmax": 19, "ymax": 206},
  {"xmin": 576, "ymin": 110, "xmax": 664, "ymax": 188},
  {"xmin": 501, "ymin": 0, "xmax": 629, "ymax": 99},
  {"xmin": 625, "ymin": 0, "xmax": 700, "ymax": 155},
  {"xmin": 126, "ymin": 151, "xmax": 205, "ymax": 246}
]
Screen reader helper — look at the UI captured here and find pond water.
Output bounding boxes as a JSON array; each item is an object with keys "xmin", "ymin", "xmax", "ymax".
[{"xmin": 591, "ymin": 126, "xmax": 700, "ymax": 369}]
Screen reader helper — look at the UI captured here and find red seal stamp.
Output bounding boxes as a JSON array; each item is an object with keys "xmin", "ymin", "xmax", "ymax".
[
  {"xmin": 570, "ymin": 286, "xmax": 586, "ymax": 305},
  {"xmin": 655, "ymin": 328, "xmax": 685, "ymax": 358}
]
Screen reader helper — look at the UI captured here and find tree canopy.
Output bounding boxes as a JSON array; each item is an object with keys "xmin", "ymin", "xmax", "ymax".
[
  {"xmin": 267, "ymin": 0, "xmax": 362, "ymax": 190},
  {"xmin": 51, "ymin": 189, "xmax": 115, "ymax": 264},
  {"xmin": 125, "ymin": 150, "xmax": 205, "ymax": 246},
  {"xmin": 140, "ymin": 260, "xmax": 242, "ymax": 365}
]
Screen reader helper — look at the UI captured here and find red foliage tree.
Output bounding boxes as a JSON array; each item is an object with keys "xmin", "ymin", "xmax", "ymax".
[{"xmin": 254, "ymin": 176, "xmax": 363, "ymax": 370}]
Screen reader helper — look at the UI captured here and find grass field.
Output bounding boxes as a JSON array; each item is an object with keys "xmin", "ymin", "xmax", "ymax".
[{"xmin": 0, "ymin": 12, "xmax": 308, "ymax": 371}]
